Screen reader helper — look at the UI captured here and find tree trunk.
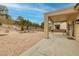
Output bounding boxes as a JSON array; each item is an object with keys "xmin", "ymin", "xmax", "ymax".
[
  {"xmin": 21, "ymin": 27, "xmax": 24, "ymax": 31},
  {"xmin": 27, "ymin": 26, "xmax": 29, "ymax": 30}
]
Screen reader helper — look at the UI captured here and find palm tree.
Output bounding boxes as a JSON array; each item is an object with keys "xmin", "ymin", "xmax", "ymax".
[{"xmin": 74, "ymin": 3, "xmax": 79, "ymax": 11}]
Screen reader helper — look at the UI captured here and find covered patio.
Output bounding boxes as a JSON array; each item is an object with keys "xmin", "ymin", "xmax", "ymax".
[{"xmin": 44, "ymin": 7, "xmax": 79, "ymax": 41}]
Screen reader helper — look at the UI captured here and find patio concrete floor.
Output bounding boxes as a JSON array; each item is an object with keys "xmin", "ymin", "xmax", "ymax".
[{"xmin": 21, "ymin": 32, "xmax": 79, "ymax": 56}]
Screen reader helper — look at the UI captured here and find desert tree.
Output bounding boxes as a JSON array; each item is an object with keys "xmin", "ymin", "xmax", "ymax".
[
  {"xmin": 74, "ymin": 3, "xmax": 79, "ymax": 11},
  {"xmin": 17, "ymin": 16, "xmax": 26, "ymax": 31},
  {"xmin": 40, "ymin": 22, "xmax": 44, "ymax": 28}
]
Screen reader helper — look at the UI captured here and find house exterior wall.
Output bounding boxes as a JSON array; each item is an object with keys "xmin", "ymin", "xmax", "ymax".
[
  {"xmin": 53, "ymin": 22, "xmax": 67, "ymax": 30},
  {"xmin": 74, "ymin": 15, "xmax": 79, "ymax": 41},
  {"xmin": 74, "ymin": 23, "xmax": 79, "ymax": 41},
  {"xmin": 60, "ymin": 22, "xmax": 67, "ymax": 29}
]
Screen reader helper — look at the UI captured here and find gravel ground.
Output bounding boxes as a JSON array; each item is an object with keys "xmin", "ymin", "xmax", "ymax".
[{"xmin": 0, "ymin": 31, "xmax": 44, "ymax": 56}]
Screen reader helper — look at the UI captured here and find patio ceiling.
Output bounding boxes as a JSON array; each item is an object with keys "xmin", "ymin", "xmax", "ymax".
[{"xmin": 46, "ymin": 7, "xmax": 79, "ymax": 22}]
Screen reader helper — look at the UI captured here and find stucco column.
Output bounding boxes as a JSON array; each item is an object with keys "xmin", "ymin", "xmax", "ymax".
[
  {"xmin": 66, "ymin": 21, "xmax": 69, "ymax": 35},
  {"xmin": 44, "ymin": 15, "xmax": 49, "ymax": 39}
]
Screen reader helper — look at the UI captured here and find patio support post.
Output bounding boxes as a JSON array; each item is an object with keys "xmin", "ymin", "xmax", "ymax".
[
  {"xmin": 44, "ymin": 15, "xmax": 49, "ymax": 39},
  {"xmin": 66, "ymin": 21, "xmax": 69, "ymax": 35}
]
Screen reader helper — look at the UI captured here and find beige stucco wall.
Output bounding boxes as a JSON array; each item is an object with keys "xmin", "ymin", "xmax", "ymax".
[
  {"xmin": 44, "ymin": 15, "xmax": 49, "ymax": 39},
  {"xmin": 74, "ymin": 14, "xmax": 79, "ymax": 41},
  {"xmin": 74, "ymin": 24, "xmax": 79, "ymax": 41},
  {"xmin": 53, "ymin": 22, "xmax": 67, "ymax": 30},
  {"xmin": 60, "ymin": 22, "xmax": 67, "ymax": 29}
]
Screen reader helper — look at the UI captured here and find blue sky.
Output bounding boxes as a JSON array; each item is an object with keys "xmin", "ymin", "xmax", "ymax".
[{"xmin": 0, "ymin": 3, "xmax": 75, "ymax": 24}]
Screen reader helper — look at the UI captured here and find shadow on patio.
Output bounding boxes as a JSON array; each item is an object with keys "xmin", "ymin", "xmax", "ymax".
[{"xmin": 21, "ymin": 32, "xmax": 79, "ymax": 56}]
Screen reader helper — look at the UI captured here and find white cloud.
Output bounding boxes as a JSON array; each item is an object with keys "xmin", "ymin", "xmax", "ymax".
[
  {"xmin": 0, "ymin": 3, "xmax": 20, "ymax": 8},
  {"xmin": 0, "ymin": 3, "xmax": 51, "ymax": 12},
  {"xmin": 0, "ymin": 3, "xmax": 75, "ymax": 13},
  {"xmin": 36, "ymin": 4, "xmax": 56, "ymax": 11}
]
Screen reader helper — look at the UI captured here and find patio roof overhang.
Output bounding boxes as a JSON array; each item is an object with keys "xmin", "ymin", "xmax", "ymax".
[
  {"xmin": 45, "ymin": 7, "xmax": 79, "ymax": 22},
  {"xmin": 44, "ymin": 6, "xmax": 79, "ymax": 39}
]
